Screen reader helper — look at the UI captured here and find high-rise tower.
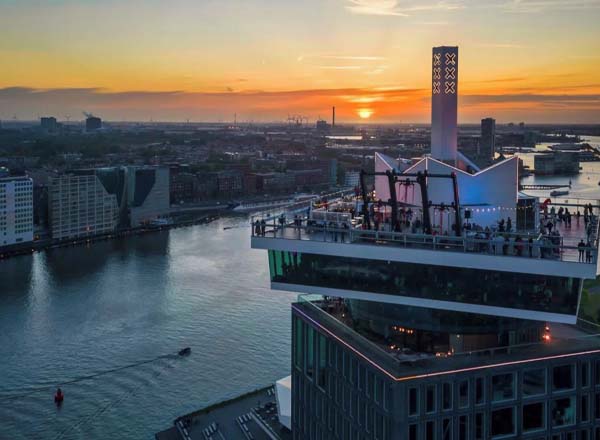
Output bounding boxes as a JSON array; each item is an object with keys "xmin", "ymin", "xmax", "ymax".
[{"xmin": 431, "ymin": 46, "xmax": 458, "ymax": 164}]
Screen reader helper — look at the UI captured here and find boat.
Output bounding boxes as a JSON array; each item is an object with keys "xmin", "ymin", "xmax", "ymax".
[
  {"xmin": 550, "ymin": 190, "xmax": 569, "ymax": 197},
  {"xmin": 178, "ymin": 347, "xmax": 191, "ymax": 356}
]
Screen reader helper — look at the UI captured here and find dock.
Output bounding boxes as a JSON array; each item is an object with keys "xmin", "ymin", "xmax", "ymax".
[{"xmin": 155, "ymin": 386, "xmax": 291, "ymax": 440}]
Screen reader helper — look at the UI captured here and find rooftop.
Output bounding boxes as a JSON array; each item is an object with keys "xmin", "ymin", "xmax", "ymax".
[{"xmin": 294, "ymin": 294, "xmax": 600, "ymax": 382}]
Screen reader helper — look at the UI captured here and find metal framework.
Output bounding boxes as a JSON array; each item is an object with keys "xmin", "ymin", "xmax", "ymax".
[{"xmin": 359, "ymin": 169, "xmax": 462, "ymax": 236}]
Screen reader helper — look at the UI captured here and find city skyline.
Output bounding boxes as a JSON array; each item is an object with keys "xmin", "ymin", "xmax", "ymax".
[{"xmin": 1, "ymin": 0, "xmax": 600, "ymax": 123}]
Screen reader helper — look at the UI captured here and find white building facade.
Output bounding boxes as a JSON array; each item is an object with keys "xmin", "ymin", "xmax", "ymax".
[
  {"xmin": 49, "ymin": 174, "xmax": 119, "ymax": 240},
  {"xmin": 0, "ymin": 176, "xmax": 34, "ymax": 247}
]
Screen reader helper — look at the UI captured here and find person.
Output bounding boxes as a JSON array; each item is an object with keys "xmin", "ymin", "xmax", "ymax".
[
  {"xmin": 515, "ymin": 235, "xmax": 523, "ymax": 256},
  {"xmin": 506, "ymin": 217, "xmax": 512, "ymax": 232},
  {"xmin": 528, "ymin": 236, "xmax": 534, "ymax": 258},
  {"xmin": 254, "ymin": 219, "xmax": 261, "ymax": 236},
  {"xmin": 576, "ymin": 210, "xmax": 581, "ymax": 224},
  {"xmin": 260, "ymin": 219, "xmax": 266, "ymax": 236},
  {"xmin": 546, "ymin": 220, "xmax": 553, "ymax": 234},
  {"xmin": 586, "ymin": 240, "xmax": 593, "ymax": 263},
  {"xmin": 498, "ymin": 218, "xmax": 505, "ymax": 232},
  {"xmin": 578, "ymin": 239, "xmax": 586, "ymax": 262},
  {"xmin": 341, "ymin": 222, "xmax": 349, "ymax": 242},
  {"xmin": 54, "ymin": 388, "xmax": 64, "ymax": 405}
]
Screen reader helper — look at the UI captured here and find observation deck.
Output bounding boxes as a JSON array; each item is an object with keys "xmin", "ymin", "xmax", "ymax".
[{"xmin": 250, "ymin": 195, "xmax": 600, "ymax": 324}]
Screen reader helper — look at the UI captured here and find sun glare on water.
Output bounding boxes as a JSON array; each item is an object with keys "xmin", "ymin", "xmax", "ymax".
[{"xmin": 358, "ymin": 109, "xmax": 373, "ymax": 119}]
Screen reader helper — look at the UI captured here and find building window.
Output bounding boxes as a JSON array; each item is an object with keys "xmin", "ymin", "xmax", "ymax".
[
  {"xmin": 475, "ymin": 377, "xmax": 485, "ymax": 405},
  {"xmin": 492, "ymin": 373, "xmax": 515, "ymax": 402},
  {"xmin": 426, "ymin": 385, "xmax": 436, "ymax": 413},
  {"xmin": 553, "ymin": 364, "xmax": 575, "ymax": 391},
  {"xmin": 458, "ymin": 415, "xmax": 468, "ymax": 440},
  {"xmin": 523, "ymin": 402, "xmax": 545, "ymax": 433},
  {"xmin": 581, "ymin": 394, "xmax": 589, "ymax": 422},
  {"xmin": 459, "ymin": 380, "xmax": 469, "ymax": 408},
  {"xmin": 408, "ymin": 387, "xmax": 419, "ymax": 416},
  {"xmin": 491, "ymin": 407, "xmax": 515, "ymax": 438},
  {"xmin": 306, "ymin": 326, "xmax": 315, "ymax": 378},
  {"xmin": 582, "ymin": 362, "xmax": 590, "ymax": 388},
  {"xmin": 408, "ymin": 424, "xmax": 418, "ymax": 440},
  {"xmin": 551, "ymin": 396, "xmax": 576, "ymax": 427},
  {"xmin": 474, "ymin": 412, "xmax": 485, "ymax": 440},
  {"xmin": 523, "ymin": 368, "xmax": 546, "ymax": 397},
  {"xmin": 317, "ymin": 333, "xmax": 327, "ymax": 389},
  {"xmin": 442, "ymin": 418, "xmax": 451, "ymax": 440},
  {"xmin": 442, "ymin": 382, "xmax": 452, "ymax": 411},
  {"xmin": 425, "ymin": 420, "xmax": 435, "ymax": 440},
  {"xmin": 294, "ymin": 318, "xmax": 303, "ymax": 369}
]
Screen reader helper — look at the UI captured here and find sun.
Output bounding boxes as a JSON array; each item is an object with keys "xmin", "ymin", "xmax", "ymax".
[{"xmin": 358, "ymin": 108, "xmax": 373, "ymax": 119}]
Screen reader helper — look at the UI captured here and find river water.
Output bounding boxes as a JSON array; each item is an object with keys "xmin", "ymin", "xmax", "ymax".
[{"xmin": 0, "ymin": 217, "xmax": 295, "ymax": 439}]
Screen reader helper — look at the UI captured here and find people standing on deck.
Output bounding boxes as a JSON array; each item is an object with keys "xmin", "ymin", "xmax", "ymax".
[
  {"xmin": 506, "ymin": 217, "xmax": 512, "ymax": 232},
  {"xmin": 341, "ymin": 222, "xmax": 349, "ymax": 242},
  {"xmin": 576, "ymin": 210, "xmax": 581, "ymax": 225},
  {"xmin": 515, "ymin": 236, "xmax": 523, "ymax": 256},
  {"xmin": 578, "ymin": 239, "xmax": 586, "ymax": 262},
  {"xmin": 547, "ymin": 220, "xmax": 554, "ymax": 234},
  {"xmin": 254, "ymin": 219, "xmax": 261, "ymax": 236},
  {"xmin": 586, "ymin": 240, "xmax": 593, "ymax": 263},
  {"xmin": 260, "ymin": 219, "xmax": 266, "ymax": 236}
]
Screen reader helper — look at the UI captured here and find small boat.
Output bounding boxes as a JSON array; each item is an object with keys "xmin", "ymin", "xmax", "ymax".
[
  {"xmin": 178, "ymin": 347, "xmax": 191, "ymax": 356},
  {"xmin": 550, "ymin": 190, "xmax": 569, "ymax": 197}
]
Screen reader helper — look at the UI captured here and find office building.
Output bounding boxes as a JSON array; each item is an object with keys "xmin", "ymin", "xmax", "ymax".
[
  {"xmin": 86, "ymin": 116, "xmax": 102, "ymax": 131},
  {"xmin": 40, "ymin": 116, "xmax": 58, "ymax": 132},
  {"xmin": 0, "ymin": 176, "xmax": 34, "ymax": 247},
  {"xmin": 251, "ymin": 46, "xmax": 600, "ymax": 440},
  {"xmin": 344, "ymin": 170, "xmax": 361, "ymax": 188},
  {"xmin": 128, "ymin": 166, "xmax": 170, "ymax": 227},
  {"xmin": 480, "ymin": 118, "xmax": 496, "ymax": 162},
  {"xmin": 49, "ymin": 173, "xmax": 119, "ymax": 240},
  {"xmin": 535, "ymin": 152, "xmax": 580, "ymax": 176}
]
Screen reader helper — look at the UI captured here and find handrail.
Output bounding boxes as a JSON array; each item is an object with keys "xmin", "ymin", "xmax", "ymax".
[{"xmin": 252, "ymin": 220, "xmax": 599, "ymax": 265}]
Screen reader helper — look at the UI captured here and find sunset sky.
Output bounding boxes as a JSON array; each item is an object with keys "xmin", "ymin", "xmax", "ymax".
[{"xmin": 1, "ymin": 0, "xmax": 600, "ymax": 123}]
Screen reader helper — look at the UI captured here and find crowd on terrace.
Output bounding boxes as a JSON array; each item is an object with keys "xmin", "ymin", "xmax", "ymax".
[{"xmin": 253, "ymin": 195, "xmax": 599, "ymax": 264}]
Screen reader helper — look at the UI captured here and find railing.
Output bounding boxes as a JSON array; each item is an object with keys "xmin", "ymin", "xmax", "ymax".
[
  {"xmin": 295, "ymin": 294, "xmax": 600, "ymax": 379},
  {"xmin": 249, "ymin": 188, "xmax": 355, "ymax": 222},
  {"xmin": 252, "ymin": 217, "xmax": 599, "ymax": 265}
]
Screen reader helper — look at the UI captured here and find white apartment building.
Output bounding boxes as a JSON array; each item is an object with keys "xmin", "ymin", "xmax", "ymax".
[
  {"xmin": 49, "ymin": 174, "xmax": 119, "ymax": 240},
  {"xmin": 0, "ymin": 176, "xmax": 34, "ymax": 247}
]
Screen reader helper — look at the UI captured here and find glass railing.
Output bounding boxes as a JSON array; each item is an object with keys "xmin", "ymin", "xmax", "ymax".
[
  {"xmin": 295, "ymin": 294, "xmax": 600, "ymax": 379},
  {"xmin": 252, "ymin": 215, "xmax": 599, "ymax": 265}
]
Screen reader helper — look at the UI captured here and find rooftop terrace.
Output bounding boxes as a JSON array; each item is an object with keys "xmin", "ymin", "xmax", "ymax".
[
  {"xmin": 251, "ymin": 197, "xmax": 600, "ymax": 272},
  {"xmin": 294, "ymin": 294, "xmax": 600, "ymax": 382}
]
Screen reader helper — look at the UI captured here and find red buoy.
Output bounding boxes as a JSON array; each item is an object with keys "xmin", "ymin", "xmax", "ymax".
[{"xmin": 54, "ymin": 388, "xmax": 64, "ymax": 405}]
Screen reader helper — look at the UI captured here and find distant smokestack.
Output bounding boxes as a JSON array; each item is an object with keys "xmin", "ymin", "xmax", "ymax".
[{"xmin": 332, "ymin": 106, "xmax": 336, "ymax": 127}]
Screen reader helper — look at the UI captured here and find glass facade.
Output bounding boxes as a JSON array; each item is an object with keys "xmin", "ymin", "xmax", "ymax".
[{"xmin": 271, "ymin": 250, "xmax": 581, "ymax": 316}]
